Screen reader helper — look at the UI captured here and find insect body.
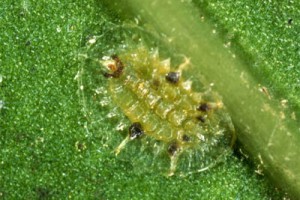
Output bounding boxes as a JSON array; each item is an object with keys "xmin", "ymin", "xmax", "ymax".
[{"xmin": 100, "ymin": 47, "xmax": 235, "ymax": 176}]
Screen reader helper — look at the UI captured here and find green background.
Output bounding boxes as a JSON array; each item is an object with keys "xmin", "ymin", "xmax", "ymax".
[{"xmin": 0, "ymin": 0, "xmax": 299, "ymax": 199}]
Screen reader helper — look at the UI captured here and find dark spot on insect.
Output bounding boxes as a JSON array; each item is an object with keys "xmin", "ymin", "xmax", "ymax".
[
  {"xmin": 197, "ymin": 115, "xmax": 206, "ymax": 123},
  {"xmin": 129, "ymin": 122, "xmax": 144, "ymax": 139},
  {"xmin": 103, "ymin": 54, "xmax": 124, "ymax": 78},
  {"xmin": 288, "ymin": 18, "xmax": 293, "ymax": 25},
  {"xmin": 165, "ymin": 72, "xmax": 180, "ymax": 84},
  {"xmin": 182, "ymin": 135, "xmax": 190, "ymax": 142},
  {"xmin": 197, "ymin": 103, "xmax": 210, "ymax": 112},
  {"xmin": 168, "ymin": 142, "xmax": 178, "ymax": 156}
]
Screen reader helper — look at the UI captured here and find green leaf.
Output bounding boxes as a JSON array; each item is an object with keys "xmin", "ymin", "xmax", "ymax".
[{"xmin": 1, "ymin": 0, "xmax": 298, "ymax": 199}]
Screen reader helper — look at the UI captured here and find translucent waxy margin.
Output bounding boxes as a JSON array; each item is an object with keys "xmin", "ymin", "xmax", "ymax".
[{"xmin": 76, "ymin": 30, "xmax": 235, "ymax": 176}]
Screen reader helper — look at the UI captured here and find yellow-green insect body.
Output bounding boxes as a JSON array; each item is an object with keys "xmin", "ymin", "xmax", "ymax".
[{"xmin": 100, "ymin": 47, "xmax": 235, "ymax": 176}]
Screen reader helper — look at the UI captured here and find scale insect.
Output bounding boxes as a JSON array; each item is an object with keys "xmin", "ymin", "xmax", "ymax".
[{"xmin": 93, "ymin": 46, "xmax": 236, "ymax": 176}]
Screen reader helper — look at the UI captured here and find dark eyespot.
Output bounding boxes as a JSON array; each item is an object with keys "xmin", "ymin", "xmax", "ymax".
[
  {"xmin": 168, "ymin": 142, "xmax": 178, "ymax": 156},
  {"xmin": 165, "ymin": 72, "xmax": 180, "ymax": 84},
  {"xmin": 197, "ymin": 103, "xmax": 210, "ymax": 112},
  {"xmin": 129, "ymin": 122, "xmax": 144, "ymax": 139},
  {"xmin": 103, "ymin": 54, "xmax": 124, "ymax": 78}
]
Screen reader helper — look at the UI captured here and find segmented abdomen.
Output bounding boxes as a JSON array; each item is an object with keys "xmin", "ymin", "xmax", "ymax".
[
  {"xmin": 100, "ymin": 48, "xmax": 235, "ymax": 176},
  {"xmin": 109, "ymin": 74, "xmax": 201, "ymax": 146}
]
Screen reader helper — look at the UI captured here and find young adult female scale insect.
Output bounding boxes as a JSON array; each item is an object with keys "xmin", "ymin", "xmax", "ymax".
[{"xmin": 98, "ymin": 46, "xmax": 236, "ymax": 176}]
